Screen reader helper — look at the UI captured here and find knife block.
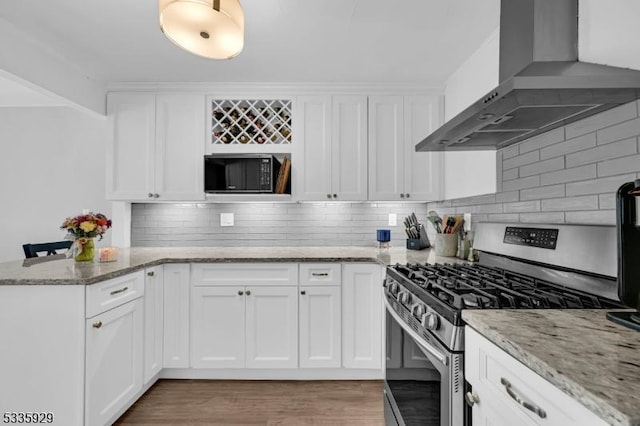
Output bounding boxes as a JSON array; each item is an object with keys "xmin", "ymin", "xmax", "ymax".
[{"xmin": 406, "ymin": 238, "xmax": 429, "ymax": 250}]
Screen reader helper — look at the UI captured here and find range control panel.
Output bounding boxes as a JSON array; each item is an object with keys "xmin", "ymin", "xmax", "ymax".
[{"xmin": 503, "ymin": 227, "xmax": 559, "ymax": 249}]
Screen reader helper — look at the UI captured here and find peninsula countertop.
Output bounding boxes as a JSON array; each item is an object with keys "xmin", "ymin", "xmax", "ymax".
[
  {"xmin": 0, "ymin": 246, "xmax": 468, "ymax": 285},
  {"xmin": 463, "ymin": 309, "xmax": 640, "ymax": 426}
]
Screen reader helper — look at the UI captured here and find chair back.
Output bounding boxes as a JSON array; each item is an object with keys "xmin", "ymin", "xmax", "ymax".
[{"xmin": 23, "ymin": 241, "xmax": 73, "ymax": 258}]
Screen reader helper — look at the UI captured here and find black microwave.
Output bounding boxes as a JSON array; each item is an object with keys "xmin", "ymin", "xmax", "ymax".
[{"xmin": 204, "ymin": 154, "xmax": 281, "ymax": 193}]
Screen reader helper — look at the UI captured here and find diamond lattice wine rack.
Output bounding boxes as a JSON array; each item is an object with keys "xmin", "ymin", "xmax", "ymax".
[{"xmin": 211, "ymin": 99, "xmax": 292, "ymax": 145}]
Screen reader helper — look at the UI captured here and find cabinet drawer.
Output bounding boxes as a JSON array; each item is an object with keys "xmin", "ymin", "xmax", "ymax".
[
  {"xmin": 191, "ymin": 263, "xmax": 298, "ymax": 287},
  {"xmin": 299, "ymin": 263, "xmax": 341, "ymax": 286},
  {"xmin": 86, "ymin": 271, "xmax": 145, "ymax": 318},
  {"xmin": 465, "ymin": 326, "xmax": 608, "ymax": 426}
]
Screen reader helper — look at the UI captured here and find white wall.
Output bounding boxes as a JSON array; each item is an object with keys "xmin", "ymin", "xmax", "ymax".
[
  {"xmin": 0, "ymin": 107, "xmax": 110, "ymax": 262},
  {"xmin": 443, "ymin": 28, "xmax": 499, "ymax": 200},
  {"xmin": 0, "ymin": 17, "xmax": 106, "ymax": 116},
  {"xmin": 579, "ymin": 0, "xmax": 640, "ymax": 70}
]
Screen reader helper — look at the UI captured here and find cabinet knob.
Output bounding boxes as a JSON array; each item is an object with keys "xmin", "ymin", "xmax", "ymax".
[
  {"xmin": 148, "ymin": 193, "xmax": 153, "ymax": 198},
  {"xmin": 147, "ymin": 271, "xmax": 155, "ymax": 277},
  {"xmin": 465, "ymin": 391, "xmax": 479, "ymax": 407},
  {"xmin": 400, "ymin": 193, "xmax": 405, "ymax": 198},
  {"xmin": 300, "ymin": 290, "xmax": 306, "ymax": 295},
  {"xmin": 332, "ymin": 194, "xmax": 337, "ymax": 198},
  {"xmin": 405, "ymin": 193, "xmax": 410, "ymax": 198},
  {"xmin": 326, "ymin": 194, "xmax": 332, "ymax": 199},
  {"xmin": 154, "ymin": 193, "xmax": 160, "ymax": 198},
  {"xmin": 238, "ymin": 290, "xmax": 244, "ymax": 295},
  {"xmin": 245, "ymin": 290, "xmax": 251, "ymax": 296},
  {"xmin": 92, "ymin": 321, "xmax": 103, "ymax": 329}
]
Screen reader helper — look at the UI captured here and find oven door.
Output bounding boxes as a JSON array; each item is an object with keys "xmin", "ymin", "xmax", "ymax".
[{"xmin": 384, "ymin": 295, "xmax": 466, "ymax": 426}]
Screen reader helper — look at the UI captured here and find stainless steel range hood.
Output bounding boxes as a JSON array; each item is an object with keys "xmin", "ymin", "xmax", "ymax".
[{"xmin": 416, "ymin": 0, "xmax": 640, "ymax": 152}]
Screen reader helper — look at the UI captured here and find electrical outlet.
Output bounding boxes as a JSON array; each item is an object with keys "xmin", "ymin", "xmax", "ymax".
[
  {"xmin": 388, "ymin": 213, "xmax": 397, "ymax": 226},
  {"xmin": 220, "ymin": 212, "xmax": 234, "ymax": 227},
  {"xmin": 464, "ymin": 213, "xmax": 472, "ymax": 231}
]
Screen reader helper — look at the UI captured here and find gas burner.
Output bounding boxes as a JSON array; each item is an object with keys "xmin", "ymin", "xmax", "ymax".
[{"xmin": 461, "ymin": 293, "xmax": 492, "ymax": 308}]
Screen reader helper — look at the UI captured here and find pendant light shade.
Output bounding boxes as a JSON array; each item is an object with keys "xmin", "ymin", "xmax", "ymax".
[{"xmin": 159, "ymin": 0, "xmax": 244, "ymax": 59}]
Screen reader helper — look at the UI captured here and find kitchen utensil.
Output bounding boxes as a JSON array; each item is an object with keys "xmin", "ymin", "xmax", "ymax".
[
  {"xmin": 427, "ymin": 210, "xmax": 442, "ymax": 233},
  {"xmin": 444, "ymin": 216, "xmax": 456, "ymax": 234},
  {"xmin": 411, "ymin": 212, "xmax": 419, "ymax": 227},
  {"xmin": 451, "ymin": 216, "xmax": 464, "ymax": 235}
]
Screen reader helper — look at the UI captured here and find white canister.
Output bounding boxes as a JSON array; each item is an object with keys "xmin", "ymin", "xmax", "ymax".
[{"xmin": 435, "ymin": 234, "xmax": 458, "ymax": 257}]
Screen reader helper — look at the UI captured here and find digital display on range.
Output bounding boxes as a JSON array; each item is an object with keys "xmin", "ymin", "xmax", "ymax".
[{"xmin": 503, "ymin": 227, "xmax": 559, "ymax": 249}]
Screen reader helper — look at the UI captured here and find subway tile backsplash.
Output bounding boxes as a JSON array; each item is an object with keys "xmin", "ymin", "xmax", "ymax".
[
  {"xmin": 132, "ymin": 100, "xmax": 640, "ymax": 247},
  {"xmin": 132, "ymin": 202, "xmax": 427, "ymax": 247}
]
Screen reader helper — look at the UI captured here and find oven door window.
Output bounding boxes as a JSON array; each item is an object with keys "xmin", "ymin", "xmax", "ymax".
[{"xmin": 385, "ymin": 312, "xmax": 441, "ymax": 426}]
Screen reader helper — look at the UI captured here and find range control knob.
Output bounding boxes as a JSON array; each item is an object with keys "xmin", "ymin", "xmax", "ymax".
[
  {"xmin": 397, "ymin": 291, "xmax": 412, "ymax": 305},
  {"xmin": 422, "ymin": 313, "xmax": 440, "ymax": 330},
  {"xmin": 413, "ymin": 303, "xmax": 426, "ymax": 320},
  {"xmin": 386, "ymin": 280, "xmax": 399, "ymax": 295}
]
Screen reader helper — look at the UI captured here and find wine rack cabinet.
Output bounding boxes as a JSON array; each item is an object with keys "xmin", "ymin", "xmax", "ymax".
[{"xmin": 210, "ymin": 99, "xmax": 292, "ymax": 145}]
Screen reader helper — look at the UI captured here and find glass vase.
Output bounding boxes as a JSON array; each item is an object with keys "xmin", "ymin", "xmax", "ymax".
[{"xmin": 75, "ymin": 238, "xmax": 95, "ymax": 262}]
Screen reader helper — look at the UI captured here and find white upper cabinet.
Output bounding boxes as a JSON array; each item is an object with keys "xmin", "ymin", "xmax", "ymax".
[
  {"xmin": 403, "ymin": 96, "xmax": 443, "ymax": 201},
  {"xmin": 297, "ymin": 95, "xmax": 368, "ymax": 201},
  {"xmin": 107, "ymin": 92, "xmax": 205, "ymax": 201},
  {"xmin": 107, "ymin": 93, "xmax": 155, "ymax": 200},
  {"xmin": 368, "ymin": 95, "xmax": 443, "ymax": 201},
  {"xmin": 154, "ymin": 94, "xmax": 205, "ymax": 200}
]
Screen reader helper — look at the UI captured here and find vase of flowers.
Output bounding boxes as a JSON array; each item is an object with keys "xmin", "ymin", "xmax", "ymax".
[{"xmin": 61, "ymin": 212, "xmax": 112, "ymax": 262}]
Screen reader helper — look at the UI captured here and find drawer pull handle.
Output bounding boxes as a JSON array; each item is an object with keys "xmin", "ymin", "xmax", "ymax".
[
  {"xmin": 501, "ymin": 377, "xmax": 546, "ymax": 419},
  {"xmin": 311, "ymin": 273, "xmax": 329, "ymax": 277},
  {"xmin": 110, "ymin": 286, "xmax": 129, "ymax": 296},
  {"xmin": 92, "ymin": 321, "xmax": 102, "ymax": 329},
  {"xmin": 300, "ymin": 290, "xmax": 306, "ymax": 295},
  {"xmin": 147, "ymin": 271, "xmax": 155, "ymax": 277}
]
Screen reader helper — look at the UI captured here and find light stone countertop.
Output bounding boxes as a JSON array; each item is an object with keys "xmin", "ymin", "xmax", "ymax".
[
  {"xmin": 0, "ymin": 246, "xmax": 468, "ymax": 285},
  {"xmin": 462, "ymin": 309, "xmax": 640, "ymax": 426}
]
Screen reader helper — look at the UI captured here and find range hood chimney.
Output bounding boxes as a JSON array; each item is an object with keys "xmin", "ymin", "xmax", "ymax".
[{"xmin": 416, "ymin": 0, "xmax": 640, "ymax": 152}]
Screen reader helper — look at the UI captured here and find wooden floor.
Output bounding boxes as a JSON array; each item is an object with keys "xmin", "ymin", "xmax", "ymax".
[{"xmin": 115, "ymin": 379, "xmax": 385, "ymax": 426}]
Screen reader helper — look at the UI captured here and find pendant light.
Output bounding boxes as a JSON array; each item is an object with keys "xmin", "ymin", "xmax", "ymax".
[{"xmin": 158, "ymin": 0, "xmax": 244, "ymax": 60}]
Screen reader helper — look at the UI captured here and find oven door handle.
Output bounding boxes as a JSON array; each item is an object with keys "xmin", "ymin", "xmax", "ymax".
[{"xmin": 384, "ymin": 295, "xmax": 449, "ymax": 366}]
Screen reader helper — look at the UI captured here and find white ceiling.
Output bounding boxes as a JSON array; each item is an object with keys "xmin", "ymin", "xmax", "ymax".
[{"xmin": 0, "ymin": 0, "xmax": 499, "ymax": 88}]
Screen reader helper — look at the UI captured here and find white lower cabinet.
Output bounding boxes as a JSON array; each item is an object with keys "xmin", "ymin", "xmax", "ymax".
[
  {"xmin": 143, "ymin": 266, "xmax": 164, "ymax": 383},
  {"xmin": 191, "ymin": 285, "xmax": 298, "ymax": 368},
  {"xmin": 163, "ymin": 264, "xmax": 191, "ymax": 368},
  {"xmin": 191, "ymin": 286, "xmax": 245, "ymax": 368},
  {"xmin": 465, "ymin": 326, "xmax": 608, "ymax": 426},
  {"xmin": 246, "ymin": 286, "xmax": 298, "ymax": 368},
  {"xmin": 342, "ymin": 263, "xmax": 383, "ymax": 369},
  {"xmin": 85, "ymin": 298, "xmax": 143, "ymax": 426},
  {"xmin": 299, "ymin": 285, "xmax": 341, "ymax": 368},
  {"xmin": 190, "ymin": 263, "xmax": 299, "ymax": 369}
]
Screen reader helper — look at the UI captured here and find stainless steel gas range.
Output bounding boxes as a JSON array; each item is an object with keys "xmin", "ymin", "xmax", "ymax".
[{"xmin": 383, "ymin": 222, "xmax": 626, "ymax": 426}]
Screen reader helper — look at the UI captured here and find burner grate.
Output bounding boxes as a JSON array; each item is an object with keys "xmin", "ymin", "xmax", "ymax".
[{"xmin": 391, "ymin": 262, "xmax": 619, "ymax": 312}]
